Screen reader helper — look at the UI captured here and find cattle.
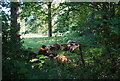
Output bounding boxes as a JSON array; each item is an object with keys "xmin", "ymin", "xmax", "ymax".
[
  {"xmin": 52, "ymin": 43, "xmax": 60, "ymax": 50},
  {"xmin": 54, "ymin": 55, "xmax": 69, "ymax": 63},
  {"xmin": 38, "ymin": 45, "xmax": 51, "ymax": 55},
  {"xmin": 46, "ymin": 45, "xmax": 56, "ymax": 51},
  {"xmin": 22, "ymin": 50, "xmax": 37, "ymax": 59},
  {"xmin": 67, "ymin": 40, "xmax": 82, "ymax": 53},
  {"xmin": 47, "ymin": 53, "xmax": 69, "ymax": 63},
  {"xmin": 60, "ymin": 44, "xmax": 69, "ymax": 51}
]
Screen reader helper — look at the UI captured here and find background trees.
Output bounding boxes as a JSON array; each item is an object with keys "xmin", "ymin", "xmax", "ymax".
[
  {"xmin": 20, "ymin": 2, "xmax": 54, "ymax": 36},
  {"xmin": 2, "ymin": 1, "xmax": 120, "ymax": 80}
]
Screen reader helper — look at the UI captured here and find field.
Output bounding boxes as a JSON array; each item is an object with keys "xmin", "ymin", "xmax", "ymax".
[
  {"xmin": 21, "ymin": 36, "xmax": 120, "ymax": 79},
  {"xmin": 22, "ymin": 37, "xmax": 89, "ymax": 79},
  {"xmin": 23, "ymin": 36, "xmax": 81, "ymax": 62}
]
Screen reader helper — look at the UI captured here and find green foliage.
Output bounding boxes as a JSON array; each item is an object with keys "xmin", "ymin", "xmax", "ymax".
[
  {"xmin": 2, "ymin": 2, "xmax": 120, "ymax": 80},
  {"xmin": 2, "ymin": 2, "xmax": 27, "ymax": 80},
  {"xmin": 22, "ymin": 34, "xmax": 120, "ymax": 79},
  {"xmin": 20, "ymin": 2, "xmax": 48, "ymax": 34}
]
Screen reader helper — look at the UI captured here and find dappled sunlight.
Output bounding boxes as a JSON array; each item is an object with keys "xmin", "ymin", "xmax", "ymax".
[
  {"xmin": 37, "ymin": 41, "xmax": 43, "ymax": 43},
  {"xmin": 2, "ymin": 1, "xmax": 119, "ymax": 79},
  {"xmin": 21, "ymin": 34, "xmax": 48, "ymax": 38}
]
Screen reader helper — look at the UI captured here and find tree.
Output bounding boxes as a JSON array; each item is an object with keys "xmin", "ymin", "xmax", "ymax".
[
  {"xmin": 20, "ymin": 2, "xmax": 54, "ymax": 37},
  {"xmin": 89, "ymin": 2, "xmax": 120, "ymax": 56},
  {"xmin": 48, "ymin": 2, "xmax": 52, "ymax": 37},
  {"xmin": 10, "ymin": 2, "xmax": 21, "ymax": 48}
]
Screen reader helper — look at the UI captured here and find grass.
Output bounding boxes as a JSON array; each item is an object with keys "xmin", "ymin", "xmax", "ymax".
[
  {"xmin": 23, "ymin": 36, "xmax": 81, "ymax": 62},
  {"xmin": 22, "ymin": 36, "xmax": 84, "ymax": 79},
  {"xmin": 22, "ymin": 36, "xmax": 99, "ymax": 63},
  {"xmin": 23, "ymin": 36, "xmax": 66, "ymax": 52},
  {"xmin": 22, "ymin": 36, "xmax": 120, "ymax": 79}
]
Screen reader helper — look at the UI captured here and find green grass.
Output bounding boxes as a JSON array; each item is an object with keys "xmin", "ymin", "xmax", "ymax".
[
  {"xmin": 22, "ymin": 37, "xmax": 84, "ymax": 79},
  {"xmin": 23, "ymin": 37, "xmax": 80, "ymax": 61},
  {"xmin": 22, "ymin": 36, "xmax": 120, "ymax": 79},
  {"xmin": 22, "ymin": 36, "xmax": 100, "ymax": 63},
  {"xmin": 23, "ymin": 37, "xmax": 67, "ymax": 52}
]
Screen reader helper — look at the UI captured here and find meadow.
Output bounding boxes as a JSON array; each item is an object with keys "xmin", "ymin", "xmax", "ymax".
[
  {"xmin": 22, "ymin": 36, "xmax": 88, "ymax": 79},
  {"xmin": 23, "ymin": 36, "xmax": 82, "ymax": 63},
  {"xmin": 21, "ymin": 35, "xmax": 120, "ymax": 79}
]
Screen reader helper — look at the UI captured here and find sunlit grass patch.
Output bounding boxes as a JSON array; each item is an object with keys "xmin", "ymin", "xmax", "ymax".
[
  {"xmin": 23, "ymin": 37, "xmax": 64, "ymax": 52},
  {"xmin": 23, "ymin": 37, "xmax": 86, "ymax": 64},
  {"xmin": 23, "ymin": 37, "xmax": 90, "ymax": 66}
]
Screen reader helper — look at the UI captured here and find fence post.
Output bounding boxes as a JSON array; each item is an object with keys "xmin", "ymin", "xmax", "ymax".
[{"xmin": 79, "ymin": 45, "xmax": 85, "ymax": 68}]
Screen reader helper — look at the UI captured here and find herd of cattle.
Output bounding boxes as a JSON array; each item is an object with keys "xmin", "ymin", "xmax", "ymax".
[{"xmin": 31, "ymin": 40, "xmax": 82, "ymax": 63}]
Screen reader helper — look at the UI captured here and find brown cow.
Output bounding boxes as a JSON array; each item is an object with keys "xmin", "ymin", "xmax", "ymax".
[
  {"xmin": 48, "ymin": 53, "xmax": 69, "ymax": 63},
  {"xmin": 60, "ymin": 44, "xmax": 69, "ymax": 51},
  {"xmin": 38, "ymin": 45, "xmax": 51, "ymax": 55},
  {"xmin": 52, "ymin": 43, "xmax": 60, "ymax": 50},
  {"xmin": 46, "ymin": 45, "xmax": 56, "ymax": 51},
  {"xmin": 54, "ymin": 55, "xmax": 69, "ymax": 63}
]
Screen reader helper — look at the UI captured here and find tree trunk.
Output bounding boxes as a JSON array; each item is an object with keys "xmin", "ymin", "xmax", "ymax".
[
  {"xmin": 10, "ymin": 2, "xmax": 21, "ymax": 48},
  {"xmin": 48, "ymin": 2, "xmax": 52, "ymax": 37}
]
